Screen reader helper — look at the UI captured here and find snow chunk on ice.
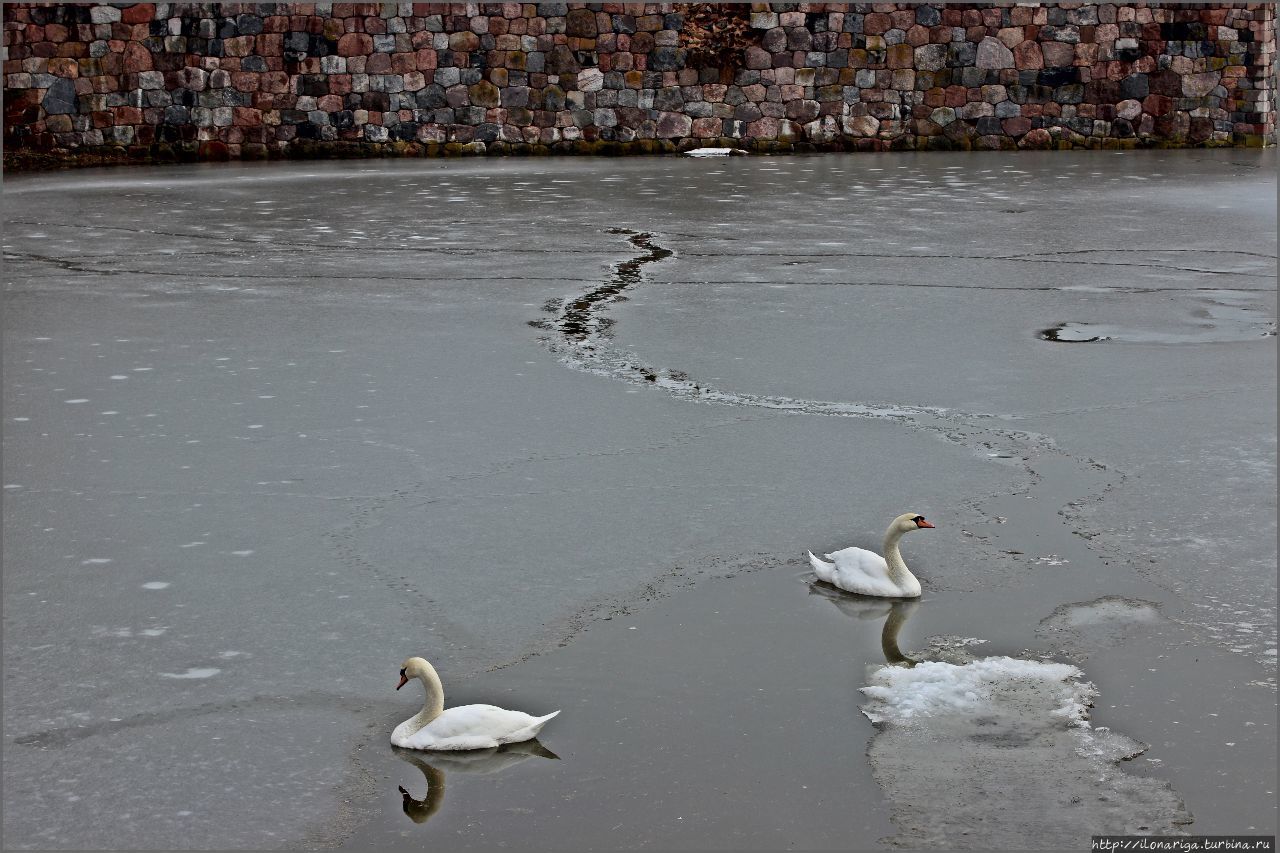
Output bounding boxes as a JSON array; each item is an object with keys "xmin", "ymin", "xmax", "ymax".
[
  {"xmin": 862, "ymin": 656, "xmax": 1091, "ymax": 724},
  {"xmin": 684, "ymin": 147, "xmax": 745, "ymax": 157}
]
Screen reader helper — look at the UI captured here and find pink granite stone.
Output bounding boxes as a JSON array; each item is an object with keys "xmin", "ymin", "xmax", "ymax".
[
  {"xmin": 121, "ymin": 4, "xmax": 155, "ymax": 25},
  {"xmin": 1018, "ymin": 127, "xmax": 1052, "ymax": 148},
  {"xmin": 262, "ymin": 71, "xmax": 290, "ymax": 93},
  {"xmin": 338, "ymin": 33, "xmax": 373, "ymax": 56},
  {"xmin": 977, "ymin": 37, "xmax": 1014, "ymax": 68},
  {"xmin": 843, "ymin": 114, "xmax": 879, "ymax": 136},
  {"xmin": 691, "ymin": 116, "xmax": 720, "ymax": 137},
  {"xmin": 702, "ymin": 83, "xmax": 727, "ymax": 103},
  {"xmin": 1142, "ymin": 93, "xmax": 1172, "ymax": 115},
  {"xmin": 655, "ymin": 110, "xmax": 692, "ymax": 138},
  {"xmin": 47, "ymin": 56, "xmax": 78, "ymax": 76},
  {"xmin": 864, "ymin": 13, "xmax": 892, "ymax": 35},
  {"xmin": 223, "ymin": 36, "xmax": 255, "ymax": 57},
  {"xmin": 1042, "ymin": 41, "xmax": 1073, "ymax": 66},
  {"xmin": 744, "ymin": 45, "xmax": 771, "ymax": 70},
  {"xmin": 996, "ymin": 27, "xmax": 1023, "ymax": 48},
  {"xmin": 887, "ymin": 43, "xmax": 913, "ymax": 68},
  {"xmin": 1183, "ymin": 71, "xmax": 1220, "ymax": 97}
]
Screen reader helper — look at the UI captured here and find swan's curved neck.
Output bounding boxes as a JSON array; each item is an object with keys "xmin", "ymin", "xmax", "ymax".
[
  {"xmin": 882, "ymin": 526, "xmax": 917, "ymax": 584},
  {"xmin": 404, "ymin": 664, "xmax": 446, "ymax": 735}
]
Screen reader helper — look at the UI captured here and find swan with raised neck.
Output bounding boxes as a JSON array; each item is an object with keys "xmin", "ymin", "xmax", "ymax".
[
  {"xmin": 807, "ymin": 512, "xmax": 934, "ymax": 598},
  {"xmin": 392, "ymin": 656, "xmax": 560, "ymax": 751},
  {"xmin": 395, "ymin": 657, "xmax": 446, "ymax": 738}
]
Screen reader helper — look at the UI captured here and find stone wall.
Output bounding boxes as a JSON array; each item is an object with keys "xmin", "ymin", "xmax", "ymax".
[{"xmin": 3, "ymin": 2, "xmax": 1275, "ymax": 168}]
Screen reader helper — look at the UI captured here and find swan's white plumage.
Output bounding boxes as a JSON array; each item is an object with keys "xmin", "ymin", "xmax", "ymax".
[
  {"xmin": 809, "ymin": 548, "xmax": 916, "ymax": 598},
  {"xmin": 807, "ymin": 512, "xmax": 931, "ymax": 598},
  {"xmin": 392, "ymin": 705, "xmax": 560, "ymax": 751},
  {"xmin": 391, "ymin": 656, "xmax": 559, "ymax": 751}
]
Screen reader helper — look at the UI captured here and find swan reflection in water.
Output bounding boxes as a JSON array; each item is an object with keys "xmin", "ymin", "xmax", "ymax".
[
  {"xmin": 809, "ymin": 582, "xmax": 920, "ymax": 667},
  {"xmin": 393, "ymin": 739, "xmax": 560, "ymax": 824}
]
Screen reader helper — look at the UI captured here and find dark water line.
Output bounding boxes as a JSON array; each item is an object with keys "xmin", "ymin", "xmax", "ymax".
[{"xmin": 543, "ymin": 228, "xmax": 673, "ymax": 343}]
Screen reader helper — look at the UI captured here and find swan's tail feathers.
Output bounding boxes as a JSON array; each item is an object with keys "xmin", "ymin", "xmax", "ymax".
[
  {"xmin": 808, "ymin": 550, "xmax": 836, "ymax": 584},
  {"xmin": 528, "ymin": 709, "xmax": 560, "ymax": 734},
  {"xmin": 508, "ymin": 710, "xmax": 560, "ymax": 745}
]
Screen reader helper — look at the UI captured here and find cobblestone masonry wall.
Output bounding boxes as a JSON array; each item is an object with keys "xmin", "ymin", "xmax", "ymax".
[{"xmin": 3, "ymin": 2, "xmax": 1275, "ymax": 167}]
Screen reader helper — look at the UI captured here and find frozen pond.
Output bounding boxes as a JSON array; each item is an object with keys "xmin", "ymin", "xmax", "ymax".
[{"xmin": 3, "ymin": 150, "xmax": 1276, "ymax": 849}]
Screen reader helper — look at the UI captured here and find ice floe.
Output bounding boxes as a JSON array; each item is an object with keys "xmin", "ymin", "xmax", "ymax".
[{"xmin": 861, "ymin": 654, "xmax": 1191, "ymax": 846}]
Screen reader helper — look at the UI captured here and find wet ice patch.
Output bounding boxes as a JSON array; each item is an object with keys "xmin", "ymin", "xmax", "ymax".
[
  {"xmin": 862, "ymin": 655, "xmax": 1190, "ymax": 846},
  {"xmin": 140, "ymin": 581, "xmax": 170, "ymax": 590},
  {"xmin": 1041, "ymin": 596, "xmax": 1161, "ymax": 630}
]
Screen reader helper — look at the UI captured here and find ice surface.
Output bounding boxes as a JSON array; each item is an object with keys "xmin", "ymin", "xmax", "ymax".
[{"xmin": 3, "ymin": 150, "xmax": 1273, "ymax": 849}]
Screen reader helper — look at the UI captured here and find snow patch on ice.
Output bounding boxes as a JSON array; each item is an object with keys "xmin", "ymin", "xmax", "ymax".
[
  {"xmin": 862, "ymin": 656, "xmax": 1091, "ymax": 725},
  {"xmin": 159, "ymin": 667, "xmax": 220, "ymax": 680}
]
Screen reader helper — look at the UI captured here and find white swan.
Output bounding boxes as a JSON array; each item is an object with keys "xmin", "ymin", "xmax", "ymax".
[
  {"xmin": 807, "ymin": 512, "xmax": 934, "ymax": 598},
  {"xmin": 391, "ymin": 657, "xmax": 560, "ymax": 751}
]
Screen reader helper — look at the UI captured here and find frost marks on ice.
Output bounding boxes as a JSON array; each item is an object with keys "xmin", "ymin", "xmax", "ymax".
[
  {"xmin": 1041, "ymin": 290, "xmax": 1276, "ymax": 344},
  {"xmin": 861, "ymin": 655, "xmax": 1191, "ymax": 847},
  {"xmin": 1037, "ymin": 597, "xmax": 1165, "ymax": 662}
]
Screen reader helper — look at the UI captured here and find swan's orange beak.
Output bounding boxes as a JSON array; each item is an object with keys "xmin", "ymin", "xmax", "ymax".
[
  {"xmin": 396, "ymin": 674, "xmax": 408, "ymax": 690},
  {"xmin": 917, "ymin": 519, "xmax": 935, "ymax": 528}
]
